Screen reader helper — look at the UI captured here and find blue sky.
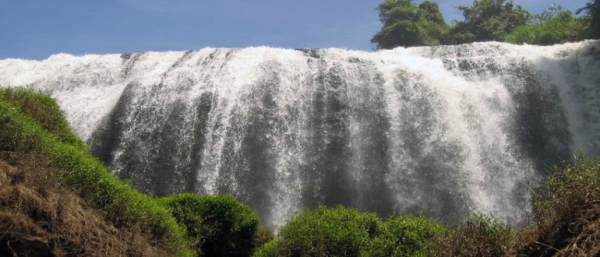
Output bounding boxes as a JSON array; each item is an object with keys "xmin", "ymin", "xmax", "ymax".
[{"xmin": 0, "ymin": 0, "xmax": 591, "ymax": 60}]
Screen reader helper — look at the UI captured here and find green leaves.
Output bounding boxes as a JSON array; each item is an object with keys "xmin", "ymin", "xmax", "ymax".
[
  {"xmin": 367, "ymin": 215, "xmax": 446, "ymax": 257},
  {"xmin": 0, "ymin": 88, "xmax": 194, "ymax": 256},
  {"xmin": 159, "ymin": 194, "xmax": 261, "ymax": 257},
  {"xmin": 273, "ymin": 205, "xmax": 382, "ymax": 256},
  {"xmin": 371, "ymin": 0, "xmax": 449, "ymax": 48},
  {"xmin": 505, "ymin": 5, "xmax": 589, "ymax": 45},
  {"xmin": 578, "ymin": 0, "xmax": 600, "ymax": 38},
  {"xmin": 255, "ymin": 205, "xmax": 445, "ymax": 257},
  {"xmin": 371, "ymin": 0, "xmax": 595, "ymax": 47},
  {"xmin": 0, "ymin": 88, "xmax": 87, "ymax": 151},
  {"xmin": 450, "ymin": 0, "xmax": 530, "ymax": 44}
]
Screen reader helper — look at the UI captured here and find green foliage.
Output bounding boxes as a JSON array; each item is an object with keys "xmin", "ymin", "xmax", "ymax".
[
  {"xmin": 505, "ymin": 5, "xmax": 588, "ymax": 45},
  {"xmin": 254, "ymin": 206, "xmax": 445, "ymax": 257},
  {"xmin": 254, "ymin": 225, "xmax": 275, "ymax": 251},
  {"xmin": 252, "ymin": 240, "xmax": 281, "ymax": 257},
  {"xmin": 7, "ymin": 90, "xmax": 600, "ymax": 256},
  {"xmin": 0, "ymin": 90, "xmax": 195, "ymax": 256},
  {"xmin": 0, "ymin": 87, "xmax": 86, "ymax": 151},
  {"xmin": 432, "ymin": 215, "xmax": 515, "ymax": 257},
  {"xmin": 450, "ymin": 0, "xmax": 530, "ymax": 44},
  {"xmin": 371, "ymin": 0, "xmax": 449, "ymax": 48},
  {"xmin": 578, "ymin": 0, "xmax": 600, "ymax": 38},
  {"xmin": 521, "ymin": 154, "xmax": 600, "ymax": 255},
  {"xmin": 366, "ymin": 214, "xmax": 446, "ymax": 257},
  {"xmin": 158, "ymin": 193, "xmax": 260, "ymax": 257},
  {"xmin": 262, "ymin": 205, "xmax": 382, "ymax": 256},
  {"xmin": 371, "ymin": 0, "xmax": 596, "ymax": 47},
  {"xmin": 534, "ymin": 153, "xmax": 600, "ymax": 224}
]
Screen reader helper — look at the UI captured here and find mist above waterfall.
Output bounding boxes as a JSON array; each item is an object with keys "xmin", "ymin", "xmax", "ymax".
[{"xmin": 1, "ymin": 41, "xmax": 599, "ymax": 229}]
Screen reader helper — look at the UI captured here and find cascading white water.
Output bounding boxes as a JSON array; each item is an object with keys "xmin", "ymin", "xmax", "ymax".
[{"xmin": 1, "ymin": 41, "xmax": 599, "ymax": 229}]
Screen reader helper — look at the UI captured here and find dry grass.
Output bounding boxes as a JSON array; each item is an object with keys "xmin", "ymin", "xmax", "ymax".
[
  {"xmin": 0, "ymin": 154, "xmax": 171, "ymax": 256},
  {"xmin": 518, "ymin": 155, "xmax": 600, "ymax": 257},
  {"xmin": 0, "ymin": 88, "xmax": 193, "ymax": 256},
  {"xmin": 556, "ymin": 206, "xmax": 600, "ymax": 256},
  {"xmin": 431, "ymin": 216, "xmax": 516, "ymax": 257},
  {"xmin": 429, "ymin": 156, "xmax": 600, "ymax": 257}
]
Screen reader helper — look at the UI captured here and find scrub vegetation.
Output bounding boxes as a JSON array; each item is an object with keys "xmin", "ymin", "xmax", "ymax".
[
  {"xmin": 0, "ymin": 88, "xmax": 262, "ymax": 256},
  {"xmin": 255, "ymin": 155, "xmax": 600, "ymax": 257},
  {"xmin": 371, "ymin": 0, "xmax": 600, "ymax": 49}
]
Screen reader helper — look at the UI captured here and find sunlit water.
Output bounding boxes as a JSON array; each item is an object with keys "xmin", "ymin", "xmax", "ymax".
[{"xmin": 1, "ymin": 41, "xmax": 599, "ymax": 229}]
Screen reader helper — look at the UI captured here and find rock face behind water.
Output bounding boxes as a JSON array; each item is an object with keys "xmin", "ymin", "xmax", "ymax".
[{"xmin": 1, "ymin": 41, "xmax": 599, "ymax": 228}]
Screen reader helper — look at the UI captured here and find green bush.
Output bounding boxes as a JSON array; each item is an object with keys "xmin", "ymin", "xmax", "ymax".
[
  {"xmin": 257, "ymin": 205, "xmax": 382, "ymax": 257},
  {"xmin": 366, "ymin": 214, "xmax": 446, "ymax": 257},
  {"xmin": 254, "ymin": 206, "xmax": 447, "ymax": 257},
  {"xmin": 158, "ymin": 193, "xmax": 260, "ymax": 257},
  {"xmin": 0, "ymin": 91, "xmax": 194, "ymax": 256}
]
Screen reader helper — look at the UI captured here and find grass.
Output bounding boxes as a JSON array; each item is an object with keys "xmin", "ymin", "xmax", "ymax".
[
  {"xmin": 0, "ymin": 154, "xmax": 175, "ymax": 256},
  {"xmin": 430, "ymin": 154, "xmax": 600, "ymax": 257},
  {"xmin": 0, "ymin": 87, "xmax": 271, "ymax": 256},
  {"xmin": 0, "ymin": 88, "xmax": 194, "ymax": 256},
  {"xmin": 519, "ymin": 154, "xmax": 600, "ymax": 256},
  {"xmin": 0, "ymin": 88, "xmax": 87, "ymax": 151},
  {"xmin": 431, "ymin": 215, "xmax": 516, "ymax": 257}
]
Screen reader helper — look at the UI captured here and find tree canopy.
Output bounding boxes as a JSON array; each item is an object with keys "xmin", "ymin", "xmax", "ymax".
[
  {"xmin": 449, "ymin": 0, "xmax": 530, "ymax": 44},
  {"xmin": 371, "ymin": 0, "xmax": 448, "ymax": 49},
  {"xmin": 505, "ymin": 5, "xmax": 589, "ymax": 45},
  {"xmin": 371, "ymin": 0, "xmax": 599, "ymax": 49},
  {"xmin": 578, "ymin": 0, "xmax": 600, "ymax": 38}
]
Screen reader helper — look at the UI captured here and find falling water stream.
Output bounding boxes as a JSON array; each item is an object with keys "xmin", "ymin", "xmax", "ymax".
[{"xmin": 1, "ymin": 41, "xmax": 599, "ymax": 229}]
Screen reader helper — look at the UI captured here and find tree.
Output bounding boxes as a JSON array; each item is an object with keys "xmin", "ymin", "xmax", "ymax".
[
  {"xmin": 577, "ymin": 0, "xmax": 600, "ymax": 38},
  {"xmin": 418, "ymin": 0, "xmax": 446, "ymax": 24},
  {"xmin": 450, "ymin": 0, "xmax": 530, "ymax": 44},
  {"xmin": 371, "ymin": 0, "xmax": 449, "ymax": 49},
  {"xmin": 505, "ymin": 5, "xmax": 588, "ymax": 45}
]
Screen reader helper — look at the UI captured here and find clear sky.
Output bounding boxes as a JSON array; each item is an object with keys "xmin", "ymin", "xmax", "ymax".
[{"xmin": 0, "ymin": 0, "xmax": 591, "ymax": 60}]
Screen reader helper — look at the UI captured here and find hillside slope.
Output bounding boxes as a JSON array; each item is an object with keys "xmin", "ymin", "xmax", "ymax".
[
  {"xmin": 0, "ymin": 88, "xmax": 192, "ymax": 256},
  {"xmin": 0, "ymin": 157, "xmax": 171, "ymax": 256}
]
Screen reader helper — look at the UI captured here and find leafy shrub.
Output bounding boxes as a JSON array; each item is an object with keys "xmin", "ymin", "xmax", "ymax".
[
  {"xmin": 431, "ymin": 215, "xmax": 515, "ymax": 257},
  {"xmin": 158, "ymin": 193, "xmax": 260, "ymax": 257},
  {"xmin": 256, "ymin": 205, "xmax": 382, "ymax": 257},
  {"xmin": 366, "ymin": 214, "xmax": 446, "ymax": 257},
  {"xmin": 254, "ymin": 206, "xmax": 447, "ymax": 257}
]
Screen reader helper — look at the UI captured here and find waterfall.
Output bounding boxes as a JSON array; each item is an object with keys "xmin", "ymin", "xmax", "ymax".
[{"xmin": 1, "ymin": 41, "xmax": 599, "ymax": 229}]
